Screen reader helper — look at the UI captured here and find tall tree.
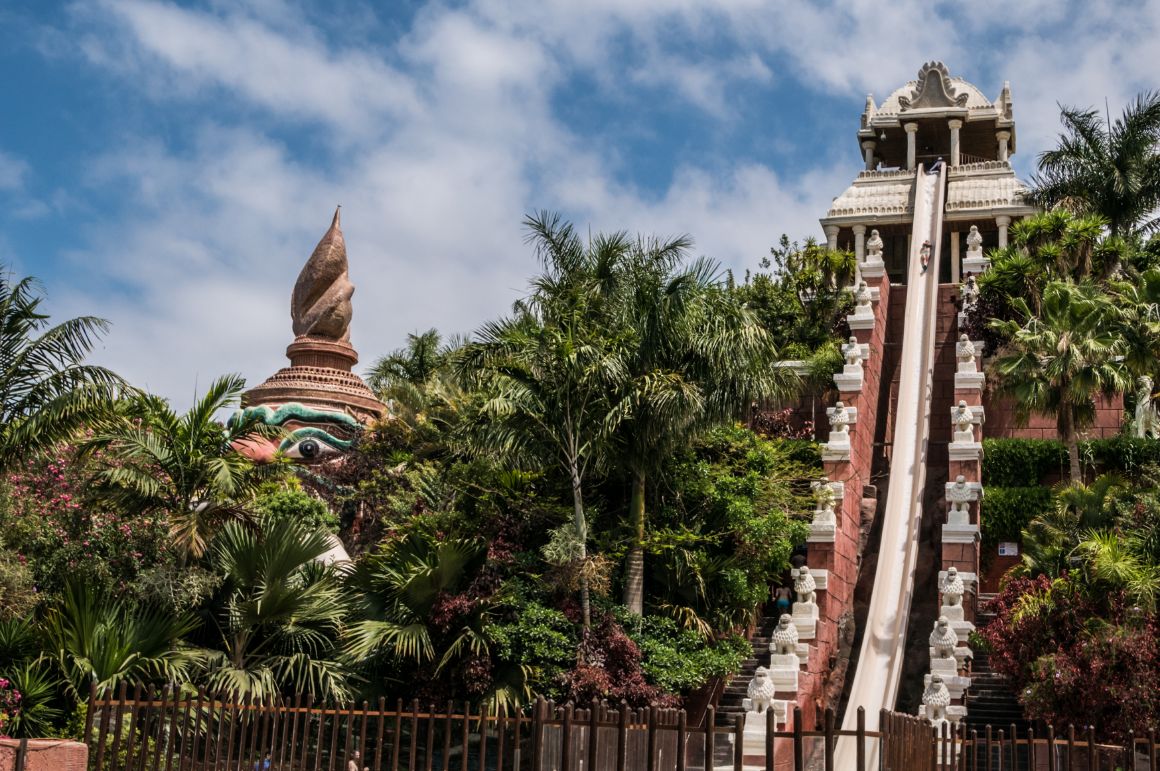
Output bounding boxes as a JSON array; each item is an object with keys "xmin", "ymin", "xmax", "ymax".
[
  {"xmin": 86, "ymin": 374, "xmax": 279, "ymax": 562},
  {"xmin": 1031, "ymin": 92, "xmax": 1160, "ymax": 237},
  {"xmin": 459, "ymin": 212, "xmax": 636, "ymax": 629},
  {"xmin": 0, "ymin": 271, "xmax": 121, "ymax": 468},
  {"xmin": 991, "ymin": 281, "xmax": 1129, "ymax": 481},
  {"xmin": 613, "ymin": 246, "xmax": 797, "ymax": 614}
]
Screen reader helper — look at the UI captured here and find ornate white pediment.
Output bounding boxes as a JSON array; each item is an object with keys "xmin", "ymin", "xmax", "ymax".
[{"xmin": 898, "ymin": 62, "xmax": 970, "ymax": 110}]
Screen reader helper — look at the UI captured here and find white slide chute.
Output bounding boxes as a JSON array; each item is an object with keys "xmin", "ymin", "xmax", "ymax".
[{"xmin": 835, "ymin": 164, "xmax": 946, "ymax": 769}]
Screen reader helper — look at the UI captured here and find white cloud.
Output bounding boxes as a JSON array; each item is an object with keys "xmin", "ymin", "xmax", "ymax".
[
  {"xmin": 0, "ymin": 150, "xmax": 29, "ymax": 192},
  {"xmin": 30, "ymin": 0, "xmax": 1160, "ymax": 407}
]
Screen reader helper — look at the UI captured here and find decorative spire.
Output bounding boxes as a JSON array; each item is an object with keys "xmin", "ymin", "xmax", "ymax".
[{"xmin": 291, "ymin": 206, "xmax": 354, "ymax": 341}]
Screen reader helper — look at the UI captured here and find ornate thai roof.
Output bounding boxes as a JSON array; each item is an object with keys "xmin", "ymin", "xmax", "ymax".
[
  {"xmin": 946, "ymin": 162, "xmax": 1034, "ymax": 213},
  {"xmin": 826, "ymin": 169, "xmax": 915, "ymax": 220}
]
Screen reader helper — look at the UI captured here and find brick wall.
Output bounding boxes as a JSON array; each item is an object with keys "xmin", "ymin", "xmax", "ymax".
[{"xmin": 0, "ymin": 739, "xmax": 88, "ymax": 771}]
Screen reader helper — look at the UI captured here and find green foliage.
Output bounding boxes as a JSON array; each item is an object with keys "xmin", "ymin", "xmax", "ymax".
[
  {"xmin": 982, "ymin": 439, "xmax": 1067, "ymax": 486},
  {"xmin": 3, "ymin": 660, "xmax": 62, "ymax": 737},
  {"xmin": 488, "ymin": 602, "xmax": 575, "ymax": 700},
  {"xmin": 1082, "ymin": 436, "xmax": 1160, "ymax": 476},
  {"xmin": 980, "ymin": 487, "xmax": 1053, "ymax": 551},
  {"xmin": 0, "ymin": 550, "xmax": 37, "ymax": 621},
  {"xmin": 255, "ymin": 477, "xmax": 339, "ymax": 532},
  {"xmin": 0, "ymin": 270, "xmax": 123, "ymax": 469},
  {"xmin": 614, "ymin": 611, "xmax": 748, "ymax": 693}
]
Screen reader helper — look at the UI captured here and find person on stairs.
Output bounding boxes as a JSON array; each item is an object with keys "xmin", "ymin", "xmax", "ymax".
[
  {"xmin": 927, "ymin": 157, "xmax": 944, "ymax": 174},
  {"xmin": 920, "ymin": 240, "xmax": 932, "ymax": 274}
]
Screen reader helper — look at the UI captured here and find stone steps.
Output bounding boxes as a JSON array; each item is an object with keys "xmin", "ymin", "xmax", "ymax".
[{"xmin": 714, "ymin": 616, "xmax": 781, "ymax": 727}]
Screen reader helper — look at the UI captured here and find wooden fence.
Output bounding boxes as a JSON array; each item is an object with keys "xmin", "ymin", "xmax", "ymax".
[{"xmin": 82, "ymin": 686, "xmax": 1160, "ymax": 771}]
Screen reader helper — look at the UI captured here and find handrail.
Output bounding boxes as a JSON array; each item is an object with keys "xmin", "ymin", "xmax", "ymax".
[{"xmin": 835, "ymin": 164, "xmax": 947, "ymax": 770}]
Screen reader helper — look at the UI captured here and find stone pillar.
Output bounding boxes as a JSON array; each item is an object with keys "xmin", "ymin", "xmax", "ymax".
[
  {"xmin": 950, "ymin": 230, "xmax": 961, "ymax": 284},
  {"xmin": 905, "ymin": 122, "xmax": 919, "ymax": 170},
  {"xmin": 852, "ymin": 224, "xmax": 867, "ymax": 262},
  {"xmin": 862, "ymin": 141, "xmax": 876, "ymax": 171},
  {"xmin": 948, "ymin": 119, "xmax": 962, "ymax": 167},
  {"xmin": 996, "ymin": 131, "xmax": 1011, "ymax": 163},
  {"xmin": 824, "ymin": 224, "xmax": 840, "ymax": 251},
  {"xmin": 996, "ymin": 215, "xmax": 1011, "ymax": 248}
]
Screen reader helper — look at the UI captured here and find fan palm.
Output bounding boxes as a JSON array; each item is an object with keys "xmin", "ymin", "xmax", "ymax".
[
  {"xmin": 1018, "ymin": 474, "xmax": 1126, "ymax": 579},
  {"xmin": 43, "ymin": 580, "xmax": 199, "ymax": 700},
  {"xmin": 367, "ymin": 329, "xmax": 449, "ymax": 393},
  {"xmin": 0, "ymin": 271, "xmax": 122, "ymax": 469},
  {"xmin": 85, "ymin": 374, "xmax": 280, "ymax": 562},
  {"xmin": 1031, "ymin": 92, "xmax": 1160, "ymax": 236},
  {"xmin": 991, "ymin": 281, "xmax": 1129, "ymax": 481},
  {"xmin": 200, "ymin": 516, "xmax": 351, "ymax": 701}
]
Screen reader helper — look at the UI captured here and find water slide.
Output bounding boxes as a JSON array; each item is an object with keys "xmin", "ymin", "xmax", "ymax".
[{"xmin": 835, "ymin": 164, "xmax": 946, "ymax": 768}]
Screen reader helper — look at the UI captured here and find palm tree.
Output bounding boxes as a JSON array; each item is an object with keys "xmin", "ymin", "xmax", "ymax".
[
  {"xmin": 85, "ymin": 374, "xmax": 280, "ymax": 562},
  {"xmin": 459, "ymin": 213, "xmax": 637, "ymax": 628},
  {"xmin": 1031, "ymin": 92, "xmax": 1160, "ymax": 236},
  {"xmin": 0, "ymin": 271, "xmax": 122, "ymax": 469},
  {"xmin": 1019, "ymin": 474, "xmax": 1126, "ymax": 579},
  {"xmin": 43, "ymin": 580, "xmax": 199, "ymax": 700},
  {"xmin": 367, "ymin": 329, "xmax": 449, "ymax": 393},
  {"xmin": 200, "ymin": 516, "xmax": 351, "ymax": 701},
  {"xmin": 991, "ymin": 281, "xmax": 1129, "ymax": 481},
  {"xmin": 612, "ymin": 245, "xmax": 797, "ymax": 614}
]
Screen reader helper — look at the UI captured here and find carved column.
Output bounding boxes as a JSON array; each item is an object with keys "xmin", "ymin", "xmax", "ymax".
[
  {"xmin": 996, "ymin": 215, "xmax": 1011, "ymax": 248},
  {"xmin": 905, "ymin": 122, "xmax": 919, "ymax": 170},
  {"xmin": 824, "ymin": 224, "xmax": 840, "ymax": 251},
  {"xmin": 852, "ymin": 224, "xmax": 867, "ymax": 262},
  {"xmin": 996, "ymin": 131, "xmax": 1011, "ymax": 163},
  {"xmin": 948, "ymin": 119, "xmax": 963, "ymax": 166},
  {"xmin": 861, "ymin": 140, "xmax": 876, "ymax": 171}
]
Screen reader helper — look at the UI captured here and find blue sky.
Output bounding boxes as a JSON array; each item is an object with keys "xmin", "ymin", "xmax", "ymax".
[{"xmin": 3, "ymin": 0, "xmax": 1159, "ymax": 405}]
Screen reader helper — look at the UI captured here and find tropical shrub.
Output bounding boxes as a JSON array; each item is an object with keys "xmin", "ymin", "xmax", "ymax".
[
  {"xmin": 980, "ymin": 487, "xmax": 1053, "ymax": 553},
  {"xmin": 982, "ymin": 439, "xmax": 1068, "ymax": 487}
]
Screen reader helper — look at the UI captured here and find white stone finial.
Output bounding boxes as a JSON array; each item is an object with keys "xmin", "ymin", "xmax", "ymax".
[
  {"xmin": 794, "ymin": 565, "xmax": 817, "ymax": 605},
  {"xmin": 953, "ymin": 400, "xmax": 973, "ymax": 434},
  {"xmin": 830, "ymin": 401, "xmax": 850, "ymax": 438},
  {"xmin": 929, "ymin": 616, "xmax": 958, "ymax": 660},
  {"xmin": 940, "ymin": 567, "xmax": 965, "ymax": 607},
  {"xmin": 770, "ymin": 614, "xmax": 799, "ymax": 656},
  {"xmin": 922, "ymin": 674, "xmax": 951, "ymax": 722},
  {"xmin": 812, "ymin": 478, "xmax": 836, "ymax": 514},
  {"xmin": 966, "ymin": 225, "xmax": 983, "ymax": 256},
  {"xmin": 747, "ymin": 667, "xmax": 776, "ymax": 713},
  {"xmin": 844, "ymin": 336, "xmax": 864, "ymax": 368},
  {"xmin": 956, "ymin": 335, "xmax": 977, "ymax": 371},
  {"xmin": 866, "ymin": 229, "xmax": 883, "ymax": 259},
  {"xmin": 855, "ymin": 281, "xmax": 872, "ymax": 310}
]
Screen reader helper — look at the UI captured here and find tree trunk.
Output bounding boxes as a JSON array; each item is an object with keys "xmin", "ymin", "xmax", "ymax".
[
  {"xmin": 622, "ymin": 471, "xmax": 646, "ymax": 615},
  {"xmin": 570, "ymin": 463, "xmax": 591, "ymax": 630},
  {"xmin": 1062, "ymin": 404, "xmax": 1082, "ymax": 482}
]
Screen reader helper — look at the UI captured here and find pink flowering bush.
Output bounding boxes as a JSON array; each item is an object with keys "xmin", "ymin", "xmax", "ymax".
[
  {"xmin": 2, "ymin": 443, "xmax": 171, "ymax": 600},
  {"xmin": 0, "ymin": 677, "xmax": 20, "ymax": 738}
]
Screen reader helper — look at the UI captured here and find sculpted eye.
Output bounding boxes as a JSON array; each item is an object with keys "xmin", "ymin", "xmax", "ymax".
[{"xmin": 278, "ymin": 428, "xmax": 350, "ymax": 461}]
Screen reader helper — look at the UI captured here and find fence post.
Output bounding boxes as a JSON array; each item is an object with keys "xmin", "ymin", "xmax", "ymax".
[
  {"xmin": 792, "ymin": 706, "xmax": 804, "ymax": 771},
  {"xmin": 677, "ymin": 708, "xmax": 687, "ymax": 771},
  {"xmin": 1124, "ymin": 731, "xmax": 1134, "ymax": 771},
  {"xmin": 855, "ymin": 707, "xmax": 865, "ymax": 771},
  {"xmin": 616, "ymin": 702, "xmax": 628, "ymax": 771},
  {"xmin": 823, "ymin": 708, "xmax": 834, "ymax": 771},
  {"xmin": 704, "ymin": 706, "xmax": 715, "ymax": 771},
  {"xmin": 1085, "ymin": 725, "xmax": 1095, "ymax": 771},
  {"xmin": 92, "ymin": 684, "xmax": 113, "ymax": 771},
  {"xmin": 765, "ymin": 706, "xmax": 775, "ymax": 771},
  {"xmin": 732, "ymin": 714, "xmax": 743, "ymax": 771},
  {"xmin": 531, "ymin": 699, "xmax": 544, "ymax": 771},
  {"xmin": 15, "ymin": 737, "xmax": 27, "ymax": 771},
  {"xmin": 645, "ymin": 706, "xmax": 656, "ymax": 771}
]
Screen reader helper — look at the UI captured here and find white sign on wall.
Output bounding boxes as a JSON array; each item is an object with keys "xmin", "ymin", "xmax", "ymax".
[{"xmin": 998, "ymin": 542, "xmax": 1019, "ymax": 557}]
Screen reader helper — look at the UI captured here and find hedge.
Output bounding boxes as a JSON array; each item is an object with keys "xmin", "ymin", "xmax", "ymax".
[
  {"xmin": 980, "ymin": 486, "xmax": 1053, "ymax": 552},
  {"xmin": 983, "ymin": 436, "xmax": 1160, "ymax": 486},
  {"xmin": 982, "ymin": 439, "xmax": 1067, "ymax": 487}
]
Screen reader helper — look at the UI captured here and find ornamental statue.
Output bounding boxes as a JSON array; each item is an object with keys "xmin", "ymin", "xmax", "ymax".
[
  {"xmin": 812, "ymin": 479, "xmax": 836, "ymax": 515},
  {"xmin": 794, "ymin": 566, "xmax": 817, "ymax": 605},
  {"xmin": 844, "ymin": 336, "xmax": 864, "ymax": 368},
  {"xmin": 946, "ymin": 475, "xmax": 973, "ymax": 516},
  {"xmin": 1135, "ymin": 375, "xmax": 1160, "ymax": 439},
  {"xmin": 956, "ymin": 334, "xmax": 977, "ymax": 369},
  {"xmin": 953, "ymin": 400, "xmax": 974, "ymax": 435},
  {"xmin": 829, "ymin": 401, "xmax": 851, "ymax": 439},
  {"xmin": 236, "ymin": 208, "xmax": 386, "ymax": 463},
  {"xmin": 940, "ymin": 567, "xmax": 965, "ymax": 607},
  {"xmin": 966, "ymin": 225, "xmax": 983, "ymax": 257},
  {"xmin": 770, "ymin": 614, "xmax": 799, "ymax": 656},
  {"xmin": 929, "ymin": 616, "xmax": 957, "ymax": 660},
  {"xmin": 922, "ymin": 674, "xmax": 951, "ymax": 722},
  {"xmin": 855, "ymin": 281, "xmax": 873, "ymax": 310},
  {"xmin": 865, "ymin": 229, "xmax": 884, "ymax": 260},
  {"xmin": 960, "ymin": 274, "xmax": 979, "ymax": 312},
  {"xmin": 747, "ymin": 667, "xmax": 777, "ymax": 713}
]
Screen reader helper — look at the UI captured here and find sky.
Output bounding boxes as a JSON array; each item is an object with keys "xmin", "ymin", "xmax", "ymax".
[{"xmin": 3, "ymin": 0, "xmax": 1160, "ymax": 407}]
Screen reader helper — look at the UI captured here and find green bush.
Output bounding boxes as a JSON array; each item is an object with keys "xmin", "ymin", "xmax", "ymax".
[
  {"xmin": 615, "ymin": 611, "xmax": 750, "ymax": 694},
  {"xmin": 488, "ymin": 602, "xmax": 576, "ymax": 700},
  {"xmin": 982, "ymin": 439, "xmax": 1066, "ymax": 487},
  {"xmin": 254, "ymin": 477, "xmax": 339, "ymax": 532},
  {"xmin": 981, "ymin": 486, "xmax": 1053, "ymax": 551},
  {"xmin": 1082, "ymin": 436, "xmax": 1160, "ymax": 476}
]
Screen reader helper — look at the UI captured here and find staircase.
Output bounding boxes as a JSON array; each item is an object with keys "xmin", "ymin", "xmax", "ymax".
[
  {"xmin": 715, "ymin": 614, "xmax": 778, "ymax": 727},
  {"xmin": 964, "ymin": 594, "xmax": 1031, "ymax": 737}
]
